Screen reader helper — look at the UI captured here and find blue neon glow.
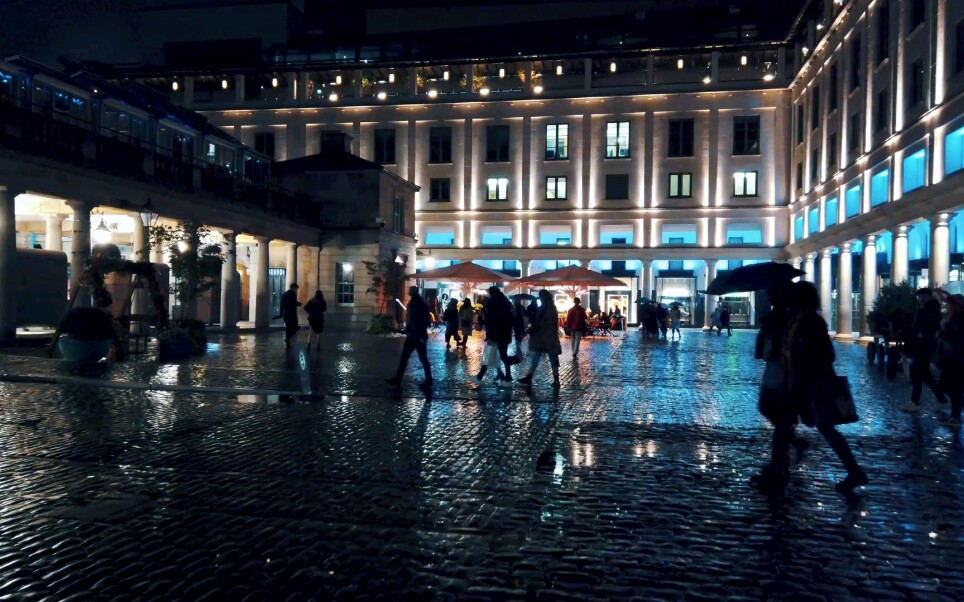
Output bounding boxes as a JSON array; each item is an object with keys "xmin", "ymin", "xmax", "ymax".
[
  {"xmin": 424, "ymin": 230, "xmax": 455, "ymax": 245},
  {"xmin": 871, "ymin": 169, "xmax": 889, "ymax": 207},
  {"xmin": 794, "ymin": 215, "xmax": 804, "ymax": 241},
  {"xmin": 725, "ymin": 224, "xmax": 763, "ymax": 244},
  {"xmin": 946, "ymin": 126, "xmax": 964, "ymax": 176},
  {"xmin": 902, "ymin": 148, "xmax": 926, "ymax": 193},
  {"xmin": 845, "ymin": 185, "xmax": 861, "ymax": 219},
  {"xmin": 825, "ymin": 198, "xmax": 838, "ymax": 227},
  {"xmin": 599, "ymin": 229, "xmax": 634, "ymax": 245},
  {"xmin": 660, "ymin": 226, "xmax": 697, "ymax": 245},
  {"xmin": 808, "ymin": 207, "xmax": 820, "ymax": 235}
]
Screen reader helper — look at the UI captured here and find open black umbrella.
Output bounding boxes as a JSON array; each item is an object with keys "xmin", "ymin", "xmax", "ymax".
[
  {"xmin": 707, "ymin": 262, "xmax": 804, "ymax": 295},
  {"xmin": 510, "ymin": 293, "xmax": 537, "ymax": 302}
]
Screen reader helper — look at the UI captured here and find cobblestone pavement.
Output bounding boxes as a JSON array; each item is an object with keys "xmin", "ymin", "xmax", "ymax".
[{"xmin": 1, "ymin": 327, "xmax": 963, "ymax": 601}]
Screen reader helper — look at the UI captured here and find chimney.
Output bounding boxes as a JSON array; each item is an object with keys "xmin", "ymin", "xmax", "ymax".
[{"xmin": 321, "ymin": 131, "xmax": 352, "ymax": 153}]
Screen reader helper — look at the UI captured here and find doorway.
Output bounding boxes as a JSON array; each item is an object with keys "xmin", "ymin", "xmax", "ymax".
[{"xmin": 269, "ymin": 267, "xmax": 286, "ymax": 318}]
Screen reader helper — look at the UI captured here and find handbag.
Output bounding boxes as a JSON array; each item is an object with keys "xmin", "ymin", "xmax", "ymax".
[
  {"xmin": 482, "ymin": 343, "xmax": 501, "ymax": 368},
  {"xmin": 811, "ymin": 374, "xmax": 859, "ymax": 426}
]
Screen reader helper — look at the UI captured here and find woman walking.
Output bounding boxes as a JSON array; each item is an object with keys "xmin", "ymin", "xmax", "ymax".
[
  {"xmin": 937, "ymin": 294, "xmax": 964, "ymax": 426},
  {"xmin": 669, "ymin": 304, "xmax": 682, "ymax": 340},
  {"xmin": 458, "ymin": 297, "xmax": 475, "ymax": 347},
  {"xmin": 517, "ymin": 290, "xmax": 561, "ymax": 388},
  {"xmin": 780, "ymin": 281, "xmax": 867, "ymax": 492},
  {"xmin": 304, "ymin": 290, "xmax": 326, "ymax": 351},
  {"xmin": 442, "ymin": 298, "xmax": 461, "ymax": 349}
]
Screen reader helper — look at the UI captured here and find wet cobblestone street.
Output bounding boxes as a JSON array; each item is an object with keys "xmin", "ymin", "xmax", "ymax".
[{"xmin": 1, "ymin": 328, "xmax": 963, "ymax": 601}]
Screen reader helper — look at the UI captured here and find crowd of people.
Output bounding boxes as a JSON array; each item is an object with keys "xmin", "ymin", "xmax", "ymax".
[{"xmin": 637, "ymin": 300, "xmax": 685, "ymax": 340}]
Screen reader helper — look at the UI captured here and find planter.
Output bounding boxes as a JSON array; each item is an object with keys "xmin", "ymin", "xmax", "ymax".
[
  {"xmin": 158, "ymin": 339, "xmax": 192, "ymax": 360},
  {"xmin": 171, "ymin": 319, "xmax": 208, "ymax": 355},
  {"xmin": 59, "ymin": 336, "xmax": 113, "ymax": 362}
]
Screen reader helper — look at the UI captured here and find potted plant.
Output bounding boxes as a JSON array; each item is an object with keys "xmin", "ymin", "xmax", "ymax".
[
  {"xmin": 867, "ymin": 281, "xmax": 917, "ymax": 378},
  {"xmin": 363, "ymin": 257, "xmax": 407, "ymax": 334},
  {"xmin": 151, "ymin": 222, "xmax": 224, "ymax": 356},
  {"xmin": 58, "ymin": 307, "xmax": 115, "ymax": 361}
]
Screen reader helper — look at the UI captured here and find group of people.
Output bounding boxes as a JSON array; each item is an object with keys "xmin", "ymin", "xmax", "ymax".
[
  {"xmin": 279, "ymin": 283, "xmax": 327, "ymax": 351},
  {"xmin": 709, "ymin": 305, "xmax": 733, "ymax": 336},
  {"xmin": 900, "ymin": 287, "xmax": 964, "ymax": 425},
  {"xmin": 388, "ymin": 285, "xmax": 564, "ymax": 389},
  {"xmin": 638, "ymin": 301, "xmax": 684, "ymax": 340}
]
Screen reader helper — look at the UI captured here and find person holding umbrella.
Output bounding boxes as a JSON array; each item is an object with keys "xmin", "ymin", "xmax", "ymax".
[
  {"xmin": 517, "ymin": 289, "xmax": 562, "ymax": 388},
  {"xmin": 936, "ymin": 293, "xmax": 964, "ymax": 426}
]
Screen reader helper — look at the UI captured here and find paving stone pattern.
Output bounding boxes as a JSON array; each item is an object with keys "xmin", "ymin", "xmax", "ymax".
[{"xmin": 1, "ymin": 327, "xmax": 963, "ymax": 601}]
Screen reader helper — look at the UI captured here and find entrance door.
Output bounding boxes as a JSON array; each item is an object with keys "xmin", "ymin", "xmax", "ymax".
[{"xmin": 269, "ymin": 267, "xmax": 286, "ymax": 318}]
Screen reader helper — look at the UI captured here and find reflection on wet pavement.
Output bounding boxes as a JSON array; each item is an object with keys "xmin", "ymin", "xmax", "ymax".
[{"xmin": 0, "ymin": 328, "xmax": 963, "ymax": 600}]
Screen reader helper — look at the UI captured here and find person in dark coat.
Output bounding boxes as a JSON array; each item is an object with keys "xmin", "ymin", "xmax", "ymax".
[
  {"xmin": 936, "ymin": 294, "xmax": 964, "ymax": 426},
  {"xmin": 279, "ymin": 283, "xmax": 301, "ymax": 349},
  {"xmin": 386, "ymin": 286, "xmax": 433, "ymax": 388},
  {"xmin": 720, "ymin": 305, "xmax": 732, "ymax": 336},
  {"xmin": 473, "ymin": 286, "xmax": 517, "ymax": 385},
  {"xmin": 655, "ymin": 304, "xmax": 669, "ymax": 339},
  {"xmin": 458, "ymin": 297, "xmax": 474, "ymax": 347},
  {"xmin": 442, "ymin": 298, "xmax": 461, "ymax": 349},
  {"xmin": 304, "ymin": 290, "xmax": 327, "ymax": 351},
  {"xmin": 517, "ymin": 290, "xmax": 562, "ymax": 388},
  {"xmin": 904, "ymin": 288, "xmax": 947, "ymax": 410},
  {"xmin": 779, "ymin": 281, "xmax": 867, "ymax": 492}
]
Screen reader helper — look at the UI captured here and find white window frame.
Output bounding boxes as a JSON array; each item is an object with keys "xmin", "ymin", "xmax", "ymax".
[
  {"xmin": 486, "ymin": 177, "xmax": 509, "ymax": 201},
  {"xmin": 733, "ymin": 171, "xmax": 759, "ymax": 197}
]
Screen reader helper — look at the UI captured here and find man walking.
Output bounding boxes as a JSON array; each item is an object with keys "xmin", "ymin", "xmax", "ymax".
[
  {"xmin": 566, "ymin": 297, "xmax": 588, "ymax": 355},
  {"xmin": 386, "ymin": 286, "xmax": 433, "ymax": 389},
  {"xmin": 279, "ymin": 283, "xmax": 301, "ymax": 349},
  {"xmin": 720, "ymin": 305, "xmax": 732, "ymax": 336},
  {"xmin": 903, "ymin": 288, "xmax": 947, "ymax": 411}
]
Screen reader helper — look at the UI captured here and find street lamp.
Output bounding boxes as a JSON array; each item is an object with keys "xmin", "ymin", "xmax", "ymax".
[
  {"xmin": 139, "ymin": 198, "xmax": 158, "ymax": 228},
  {"xmin": 93, "ymin": 219, "xmax": 112, "ymax": 245}
]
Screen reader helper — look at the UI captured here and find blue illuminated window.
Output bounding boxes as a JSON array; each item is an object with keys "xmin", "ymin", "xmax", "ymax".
[
  {"xmin": 946, "ymin": 126, "xmax": 964, "ymax": 176},
  {"xmin": 794, "ymin": 215, "xmax": 804, "ymax": 241},
  {"xmin": 871, "ymin": 169, "xmax": 889, "ymax": 207},
  {"xmin": 902, "ymin": 149, "xmax": 927, "ymax": 193},
  {"xmin": 424, "ymin": 229, "xmax": 456, "ymax": 245},
  {"xmin": 808, "ymin": 207, "xmax": 820, "ymax": 234},
  {"xmin": 825, "ymin": 198, "xmax": 838, "ymax": 227},
  {"xmin": 481, "ymin": 228, "xmax": 512, "ymax": 245},
  {"xmin": 845, "ymin": 185, "xmax": 861, "ymax": 218},
  {"xmin": 539, "ymin": 228, "xmax": 573, "ymax": 245},
  {"xmin": 725, "ymin": 223, "xmax": 763, "ymax": 244},
  {"xmin": 660, "ymin": 225, "xmax": 697, "ymax": 245},
  {"xmin": 600, "ymin": 226, "xmax": 634, "ymax": 245}
]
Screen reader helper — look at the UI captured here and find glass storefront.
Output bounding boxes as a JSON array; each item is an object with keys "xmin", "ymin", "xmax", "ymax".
[{"xmin": 656, "ymin": 276, "xmax": 695, "ymax": 325}]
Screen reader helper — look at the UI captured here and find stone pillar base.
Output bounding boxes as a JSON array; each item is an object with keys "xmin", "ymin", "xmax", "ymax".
[{"xmin": 834, "ymin": 333, "xmax": 857, "ymax": 342}]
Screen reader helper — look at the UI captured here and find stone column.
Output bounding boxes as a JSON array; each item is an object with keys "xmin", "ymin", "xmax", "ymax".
[
  {"xmin": 44, "ymin": 214, "xmax": 66, "ymax": 251},
  {"xmin": 892, "ymin": 225, "xmax": 909, "ymax": 285},
  {"xmin": 67, "ymin": 200, "xmax": 91, "ymax": 307},
  {"xmin": 930, "ymin": 213, "xmax": 951, "ymax": 287},
  {"xmin": 804, "ymin": 253, "xmax": 816, "ymax": 283},
  {"xmin": 791, "ymin": 257, "xmax": 802, "ymax": 281},
  {"xmin": 254, "ymin": 236, "xmax": 270, "ymax": 328},
  {"xmin": 642, "ymin": 261, "xmax": 654, "ymax": 299},
  {"xmin": 703, "ymin": 259, "xmax": 717, "ymax": 330},
  {"xmin": 0, "ymin": 186, "xmax": 18, "ymax": 345},
  {"xmin": 220, "ymin": 232, "xmax": 239, "ymax": 330},
  {"xmin": 819, "ymin": 249, "xmax": 833, "ymax": 321},
  {"xmin": 836, "ymin": 242, "xmax": 854, "ymax": 339},
  {"xmin": 285, "ymin": 242, "xmax": 299, "ymax": 291},
  {"xmin": 860, "ymin": 235, "xmax": 878, "ymax": 339}
]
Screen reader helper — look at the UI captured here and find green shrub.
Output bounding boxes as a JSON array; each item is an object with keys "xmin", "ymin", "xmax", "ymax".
[
  {"xmin": 365, "ymin": 315, "xmax": 398, "ymax": 334},
  {"xmin": 867, "ymin": 282, "xmax": 917, "ymax": 342}
]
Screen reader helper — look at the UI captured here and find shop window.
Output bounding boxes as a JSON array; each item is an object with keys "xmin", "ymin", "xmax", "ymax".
[
  {"xmin": 794, "ymin": 214, "xmax": 805, "ymax": 241},
  {"xmin": 424, "ymin": 227, "xmax": 456, "ymax": 245},
  {"xmin": 481, "ymin": 227, "xmax": 513, "ymax": 245},
  {"xmin": 902, "ymin": 149, "xmax": 926, "ymax": 193},
  {"xmin": 660, "ymin": 225, "xmax": 697, "ymax": 245},
  {"xmin": 600, "ymin": 225, "xmax": 634, "ymax": 245},
  {"xmin": 539, "ymin": 226, "xmax": 573, "ymax": 246},
  {"xmin": 725, "ymin": 223, "xmax": 763, "ymax": 244},
  {"xmin": 335, "ymin": 263, "xmax": 355, "ymax": 305},
  {"xmin": 808, "ymin": 206, "xmax": 820, "ymax": 235}
]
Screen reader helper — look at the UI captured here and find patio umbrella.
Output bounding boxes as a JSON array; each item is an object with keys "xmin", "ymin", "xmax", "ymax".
[
  {"xmin": 707, "ymin": 262, "xmax": 804, "ymax": 295},
  {"xmin": 409, "ymin": 261, "xmax": 516, "ymax": 284},
  {"xmin": 516, "ymin": 265, "xmax": 626, "ymax": 288}
]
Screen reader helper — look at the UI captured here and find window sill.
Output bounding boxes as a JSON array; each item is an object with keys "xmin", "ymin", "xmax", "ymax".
[
  {"xmin": 485, "ymin": 199, "xmax": 509, "ymax": 202},
  {"xmin": 544, "ymin": 157, "xmax": 570, "ymax": 162},
  {"xmin": 906, "ymin": 23, "xmax": 925, "ymax": 42},
  {"xmin": 732, "ymin": 195, "xmax": 760, "ymax": 199},
  {"xmin": 666, "ymin": 154, "xmax": 696, "ymax": 159},
  {"xmin": 427, "ymin": 200, "xmax": 452, "ymax": 203},
  {"xmin": 604, "ymin": 155, "xmax": 632, "ymax": 160},
  {"xmin": 427, "ymin": 161, "xmax": 454, "ymax": 165},
  {"xmin": 874, "ymin": 58, "xmax": 890, "ymax": 74},
  {"xmin": 545, "ymin": 198, "xmax": 568, "ymax": 202},
  {"xmin": 484, "ymin": 160, "xmax": 511, "ymax": 164},
  {"xmin": 603, "ymin": 198, "xmax": 630, "ymax": 202},
  {"xmin": 667, "ymin": 196, "xmax": 694, "ymax": 200},
  {"xmin": 732, "ymin": 152, "xmax": 761, "ymax": 157}
]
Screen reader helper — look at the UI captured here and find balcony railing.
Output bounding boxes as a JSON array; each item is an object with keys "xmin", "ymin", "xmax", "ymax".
[{"xmin": 0, "ymin": 92, "xmax": 322, "ymax": 228}]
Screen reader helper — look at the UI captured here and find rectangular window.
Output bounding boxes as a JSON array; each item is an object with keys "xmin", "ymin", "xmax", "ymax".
[
  {"xmin": 668, "ymin": 172, "xmax": 693, "ymax": 198},
  {"xmin": 850, "ymin": 35, "xmax": 862, "ymax": 90},
  {"xmin": 546, "ymin": 176, "xmax": 568, "ymax": 200},
  {"xmin": 902, "ymin": 149, "xmax": 927, "ymax": 193},
  {"xmin": 828, "ymin": 65, "xmax": 839, "ymax": 113},
  {"xmin": 606, "ymin": 121, "xmax": 631, "ymax": 158},
  {"xmin": 481, "ymin": 227, "xmax": 513, "ymax": 246},
  {"xmin": 335, "ymin": 263, "xmax": 355, "ymax": 305},
  {"xmin": 910, "ymin": 0, "xmax": 926, "ymax": 33},
  {"xmin": 668, "ymin": 119, "xmax": 695, "ymax": 157},
  {"xmin": 957, "ymin": 20, "xmax": 964, "ymax": 74},
  {"xmin": 605, "ymin": 174, "xmax": 630, "ymax": 200},
  {"xmin": 545, "ymin": 123, "xmax": 569, "ymax": 160},
  {"xmin": 871, "ymin": 169, "xmax": 890, "ymax": 207},
  {"xmin": 392, "ymin": 196, "xmax": 403, "ymax": 233},
  {"xmin": 660, "ymin": 225, "xmax": 697, "ymax": 245},
  {"xmin": 733, "ymin": 116, "xmax": 761, "ymax": 155},
  {"xmin": 845, "ymin": 185, "xmax": 861, "ymax": 218},
  {"xmin": 875, "ymin": 89, "xmax": 889, "ymax": 132},
  {"xmin": 811, "ymin": 86, "xmax": 821, "ymax": 130},
  {"xmin": 796, "ymin": 104, "xmax": 804, "ymax": 144},
  {"xmin": 373, "ymin": 128, "xmax": 396, "ymax": 164},
  {"xmin": 825, "ymin": 197, "xmax": 838, "ymax": 227},
  {"xmin": 429, "ymin": 127, "xmax": 452, "ymax": 163},
  {"xmin": 810, "ymin": 148, "xmax": 820, "ymax": 183},
  {"xmin": 429, "ymin": 178, "xmax": 451, "ymax": 202},
  {"xmin": 848, "ymin": 114, "xmax": 861, "ymax": 154},
  {"xmin": 254, "ymin": 132, "xmax": 275, "ymax": 159},
  {"xmin": 828, "ymin": 133, "xmax": 837, "ymax": 172},
  {"xmin": 908, "ymin": 58, "xmax": 924, "ymax": 108},
  {"xmin": 486, "ymin": 125, "xmax": 510, "ymax": 162},
  {"xmin": 796, "ymin": 162, "xmax": 803, "ymax": 191},
  {"xmin": 539, "ymin": 226, "xmax": 573, "ymax": 246},
  {"xmin": 725, "ymin": 223, "xmax": 763, "ymax": 244},
  {"xmin": 486, "ymin": 177, "xmax": 509, "ymax": 201},
  {"xmin": 600, "ymin": 225, "xmax": 634, "ymax": 245},
  {"xmin": 808, "ymin": 206, "xmax": 820, "ymax": 235},
  {"xmin": 794, "ymin": 214, "xmax": 805, "ymax": 241},
  {"xmin": 877, "ymin": 2, "xmax": 890, "ymax": 65},
  {"xmin": 945, "ymin": 125, "xmax": 964, "ymax": 175},
  {"xmin": 733, "ymin": 171, "xmax": 759, "ymax": 197},
  {"xmin": 424, "ymin": 227, "xmax": 456, "ymax": 245}
]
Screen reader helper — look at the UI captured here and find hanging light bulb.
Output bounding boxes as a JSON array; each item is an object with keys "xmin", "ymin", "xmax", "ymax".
[
  {"xmin": 702, "ymin": 74, "xmax": 712, "ymax": 84},
  {"xmin": 556, "ymin": 65, "xmax": 563, "ymax": 76},
  {"xmin": 176, "ymin": 239, "xmax": 190, "ymax": 254},
  {"xmin": 271, "ymin": 77, "xmax": 279, "ymax": 88},
  {"xmin": 740, "ymin": 55, "xmax": 748, "ymax": 66},
  {"xmin": 763, "ymin": 72, "xmax": 776, "ymax": 82},
  {"xmin": 533, "ymin": 84, "xmax": 544, "ymax": 94},
  {"xmin": 499, "ymin": 68, "xmax": 506, "ymax": 78},
  {"xmin": 329, "ymin": 92, "xmax": 338, "ymax": 102},
  {"xmin": 221, "ymin": 79, "xmax": 229, "ymax": 90},
  {"xmin": 377, "ymin": 91, "xmax": 387, "ymax": 100},
  {"xmin": 388, "ymin": 72, "xmax": 395, "ymax": 83},
  {"xmin": 479, "ymin": 87, "xmax": 490, "ymax": 97},
  {"xmin": 92, "ymin": 219, "xmax": 112, "ymax": 245},
  {"xmin": 172, "ymin": 81, "xmax": 179, "ymax": 91},
  {"xmin": 427, "ymin": 89, "xmax": 438, "ymax": 99},
  {"xmin": 443, "ymin": 70, "xmax": 450, "ymax": 81},
  {"xmin": 677, "ymin": 58, "xmax": 684, "ymax": 70},
  {"xmin": 335, "ymin": 74, "xmax": 343, "ymax": 85},
  {"xmin": 610, "ymin": 61, "xmax": 617, "ymax": 72}
]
